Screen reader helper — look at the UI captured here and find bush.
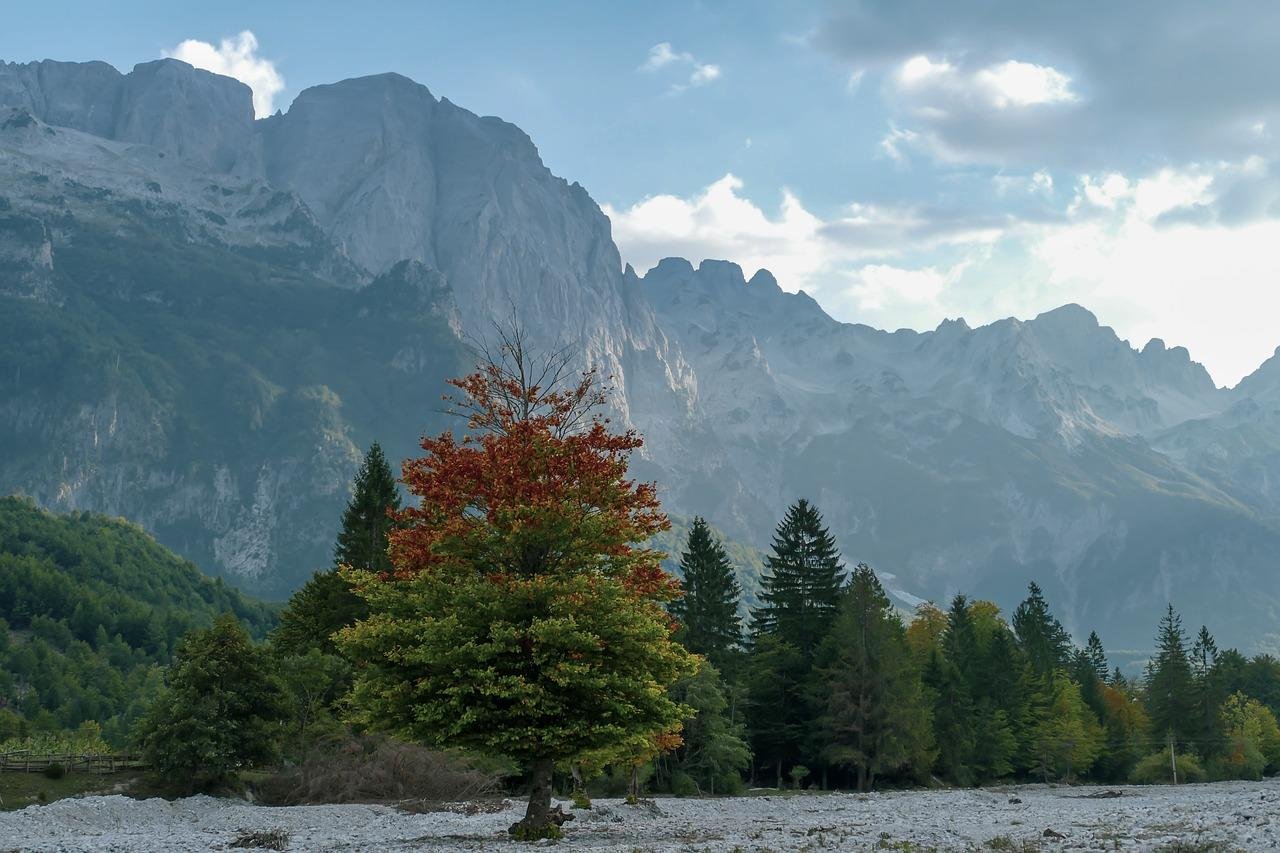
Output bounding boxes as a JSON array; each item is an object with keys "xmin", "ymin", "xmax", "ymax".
[
  {"xmin": 42, "ymin": 762, "xmax": 66, "ymax": 780},
  {"xmin": 256, "ymin": 736, "xmax": 501, "ymax": 805},
  {"xmin": 669, "ymin": 770, "xmax": 699, "ymax": 797},
  {"xmin": 1131, "ymin": 750, "xmax": 1206, "ymax": 784},
  {"xmin": 1210, "ymin": 736, "xmax": 1266, "ymax": 781}
]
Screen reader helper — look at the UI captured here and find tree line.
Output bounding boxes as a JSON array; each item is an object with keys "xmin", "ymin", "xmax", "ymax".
[{"xmin": 671, "ymin": 499, "xmax": 1280, "ymax": 791}]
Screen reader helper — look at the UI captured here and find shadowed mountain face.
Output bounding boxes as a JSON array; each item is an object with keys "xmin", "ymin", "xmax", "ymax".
[{"xmin": 2, "ymin": 58, "xmax": 1279, "ymax": 650}]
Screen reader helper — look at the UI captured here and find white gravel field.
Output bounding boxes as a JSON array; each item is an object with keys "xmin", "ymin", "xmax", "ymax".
[{"xmin": 1, "ymin": 780, "xmax": 1277, "ymax": 851}]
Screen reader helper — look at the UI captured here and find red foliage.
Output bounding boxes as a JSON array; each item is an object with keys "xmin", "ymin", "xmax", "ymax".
[{"xmin": 386, "ymin": 339, "xmax": 677, "ymax": 599}]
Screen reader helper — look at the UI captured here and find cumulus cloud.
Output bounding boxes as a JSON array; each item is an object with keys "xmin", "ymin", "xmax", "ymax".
[
  {"xmin": 164, "ymin": 31, "xmax": 284, "ymax": 118},
  {"xmin": 604, "ymin": 173, "xmax": 1013, "ymax": 332},
  {"xmin": 640, "ymin": 42, "xmax": 721, "ymax": 92},
  {"xmin": 812, "ymin": 0, "xmax": 1280, "ymax": 169},
  {"xmin": 1029, "ymin": 162, "xmax": 1280, "ymax": 385},
  {"xmin": 608, "ymin": 159, "xmax": 1280, "ymax": 385}
]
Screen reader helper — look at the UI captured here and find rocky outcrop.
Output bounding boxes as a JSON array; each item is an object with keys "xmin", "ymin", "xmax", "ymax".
[{"xmin": 0, "ymin": 58, "xmax": 255, "ymax": 173}]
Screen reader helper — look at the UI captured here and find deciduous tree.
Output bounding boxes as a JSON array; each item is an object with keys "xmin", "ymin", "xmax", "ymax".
[{"xmin": 336, "ymin": 329, "xmax": 696, "ymax": 840}]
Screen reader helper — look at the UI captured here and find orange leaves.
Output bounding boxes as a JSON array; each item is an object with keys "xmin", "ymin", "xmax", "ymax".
[{"xmin": 384, "ymin": 352, "xmax": 675, "ymax": 604}]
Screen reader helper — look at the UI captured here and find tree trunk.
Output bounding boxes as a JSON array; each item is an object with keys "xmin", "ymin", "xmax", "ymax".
[
  {"xmin": 627, "ymin": 765, "xmax": 640, "ymax": 802},
  {"xmin": 776, "ymin": 758, "xmax": 783, "ymax": 790},
  {"xmin": 856, "ymin": 765, "xmax": 868, "ymax": 793},
  {"xmin": 509, "ymin": 758, "xmax": 572, "ymax": 840}
]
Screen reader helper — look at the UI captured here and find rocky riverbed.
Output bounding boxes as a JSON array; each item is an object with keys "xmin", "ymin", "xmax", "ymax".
[{"xmin": 2, "ymin": 780, "xmax": 1277, "ymax": 851}]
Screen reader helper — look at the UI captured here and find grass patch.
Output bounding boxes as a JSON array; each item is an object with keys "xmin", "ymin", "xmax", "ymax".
[{"xmin": 0, "ymin": 769, "xmax": 147, "ymax": 810}]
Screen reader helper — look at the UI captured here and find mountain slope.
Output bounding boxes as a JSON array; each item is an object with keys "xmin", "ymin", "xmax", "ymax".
[
  {"xmin": 4, "ymin": 58, "xmax": 1280, "ymax": 650},
  {"xmin": 0, "ymin": 496, "xmax": 274, "ymax": 743}
]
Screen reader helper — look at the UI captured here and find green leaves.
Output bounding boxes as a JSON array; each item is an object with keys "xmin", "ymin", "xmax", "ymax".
[{"xmin": 135, "ymin": 615, "xmax": 287, "ymax": 791}]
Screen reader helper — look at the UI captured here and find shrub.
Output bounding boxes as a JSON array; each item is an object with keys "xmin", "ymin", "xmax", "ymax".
[
  {"xmin": 669, "ymin": 770, "xmax": 699, "ymax": 797},
  {"xmin": 42, "ymin": 762, "xmax": 66, "ymax": 780},
  {"xmin": 1131, "ymin": 750, "xmax": 1206, "ymax": 784},
  {"xmin": 256, "ymin": 736, "xmax": 501, "ymax": 805}
]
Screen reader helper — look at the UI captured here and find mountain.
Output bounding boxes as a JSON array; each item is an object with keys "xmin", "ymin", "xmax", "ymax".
[
  {"xmin": 0, "ymin": 495, "xmax": 274, "ymax": 743},
  {"xmin": 3, "ymin": 57, "xmax": 1280, "ymax": 651}
]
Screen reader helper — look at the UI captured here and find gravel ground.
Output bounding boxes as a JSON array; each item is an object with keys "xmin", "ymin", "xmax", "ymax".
[{"xmin": 1, "ymin": 780, "xmax": 1278, "ymax": 851}]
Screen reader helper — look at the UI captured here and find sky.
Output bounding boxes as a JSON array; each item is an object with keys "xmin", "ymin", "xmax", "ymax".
[{"xmin": 4, "ymin": 1, "xmax": 1280, "ymax": 386}]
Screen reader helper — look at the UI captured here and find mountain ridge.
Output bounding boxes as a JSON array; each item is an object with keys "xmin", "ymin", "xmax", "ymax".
[{"xmin": 4, "ymin": 56, "xmax": 1280, "ymax": 650}]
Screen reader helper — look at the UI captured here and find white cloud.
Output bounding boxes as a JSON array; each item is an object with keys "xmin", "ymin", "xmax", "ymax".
[
  {"xmin": 1028, "ymin": 162, "xmax": 1280, "ymax": 385},
  {"xmin": 973, "ymin": 60, "xmax": 1077, "ymax": 109},
  {"xmin": 163, "ymin": 31, "xmax": 284, "ymax": 118},
  {"xmin": 604, "ymin": 174, "xmax": 826, "ymax": 290},
  {"xmin": 849, "ymin": 263, "xmax": 957, "ymax": 311},
  {"xmin": 604, "ymin": 174, "xmax": 1002, "ymax": 326},
  {"xmin": 640, "ymin": 42, "xmax": 722, "ymax": 92},
  {"xmin": 608, "ymin": 162, "xmax": 1280, "ymax": 385},
  {"xmin": 892, "ymin": 54, "xmax": 1077, "ymax": 112}
]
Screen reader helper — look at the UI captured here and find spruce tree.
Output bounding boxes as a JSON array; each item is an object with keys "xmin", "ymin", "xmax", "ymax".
[
  {"xmin": 941, "ymin": 595, "xmax": 1015, "ymax": 782},
  {"xmin": 1146, "ymin": 604, "xmax": 1196, "ymax": 747},
  {"xmin": 274, "ymin": 442, "xmax": 399, "ymax": 655},
  {"xmin": 744, "ymin": 633, "xmax": 807, "ymax": 788},
  {"xmin": 334, "ymin": 441, "xmax": 401, "ymax": 572},
  {"xmin": 751, "ymin": 498, "xmax": 844, "ymax": 658},
  {"xmin": 811, "ymin": 564, "xmax": 932, "ymax": 791},
  {"xmin": 1012, "ymin": 582, "xmax": 1071, "ymax": 679},
  {"xmin": 1085, "ymin": 631, "xmax": 1109, "ymax": 681},
  {"xmin": 1190, "ymin": 625, "xmax": 1224, "ymax": 755},
  {"xmin": 669, "ymin": 517, "xmax": 743, "ymax": 670}
]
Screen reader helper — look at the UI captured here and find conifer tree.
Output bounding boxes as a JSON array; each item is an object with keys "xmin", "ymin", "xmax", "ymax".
[
  {"xmin": 1012, "ymin": 582, "xmax": 1071, "ymax": 679},
  {"xmin": 334, "ymin": 441, "xmax": 401, "ymax": 573},
  {"xmin": 669, "ymin": 517, "xmax": 743, "ymax": 670},
  {"xmin": 273, "ymin": 442, "xmax": 399, "ymax": 655},
  {"xmin": 1190, "ymin": 625, "xmax": 1225, "ymax": 755},
  {"xmin": 751, "ymin": 499, "xmax": 844, "ymax": 658},
  {"xmin": 810, "ymin": 564, "xmax": 933, "ymax": 791},
  {"xmin": 744, "ymin": 634, "xmax": 807, "ymax": 788},
  {"xmin": 1146, "ymin": 604, "xmax": 1196, "ymax": 747},
  {"xmin": 941, "ymin": 595, "xmax": 1015, "ymax": 782},
  {"xmin": 923, "ymin": 648, "xmax": 976, "ymax": 785},
  {"xmin": 1085, "ymin": 631, "xmax": 1109, "ymax": 681}
]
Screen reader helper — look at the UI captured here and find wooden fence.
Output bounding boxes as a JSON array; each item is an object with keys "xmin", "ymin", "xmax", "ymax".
[{"xmin": 0, "ymin": 751, "xmax": 144, "ymax": 774}]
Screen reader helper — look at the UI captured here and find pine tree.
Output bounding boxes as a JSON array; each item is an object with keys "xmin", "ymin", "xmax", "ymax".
[
  {"xmin": 744, "ymin": 633, "xmax": 807, "ymax": 789},
  {"xmin": 924, "ymin": 648, "xmax": 977, "ymax": 785},
  {"xmin": 751, "ymin": 499, "xmax": 844, "ymax": 658},
  {"xmin": 941, "ymin": 595, "xmax": 1014, "ymax": 782},
  {"xmin": 273, "ymin": 442, "xmax": 398, "ymax": 655},
  {"xmin": 1012, "ymin": 582, "xmax": 1071, "ymax": 679},
  {"xmin": 334, "ymin": 441, "xmax": 401, "ymax": 572},
  {"xmin": 1146, "ymin": 604, "xmax": 1196, "ymax": 747},
  {"xmin": 1085, "ymin": 631, "xmax": 1109, "ymax": 681},
  {"xmin": 1190, "ymin": 625, "xmax": 1224, "ymax": 756},
  {"xmin": 669, "ymin": 517, "xmax": 743, "ymax": 670},
  {"xmin": 810, "ymin": 564, "xmax": 933, "ymax": 791}
]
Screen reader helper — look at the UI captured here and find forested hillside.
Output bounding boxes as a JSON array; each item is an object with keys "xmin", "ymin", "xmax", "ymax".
[{"xmin": 0, "ymin": 496, "xmax": 274, "ymax": 745}]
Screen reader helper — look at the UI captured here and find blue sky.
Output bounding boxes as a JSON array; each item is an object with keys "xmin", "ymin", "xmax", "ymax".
[{"xmin": 6, "ymin": 1, "xmax": 1280, "ymax": 385}]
